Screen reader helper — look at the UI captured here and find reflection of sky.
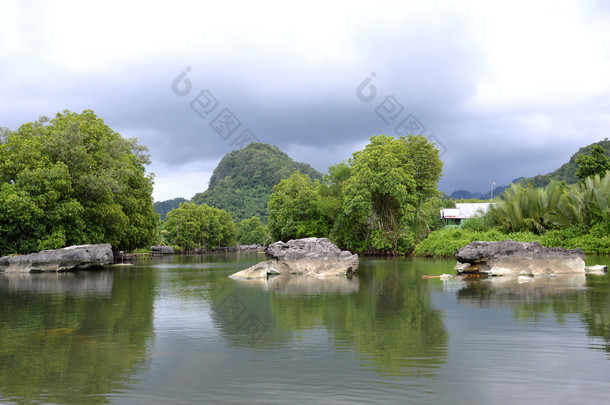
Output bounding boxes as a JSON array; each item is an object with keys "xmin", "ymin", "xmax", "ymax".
[{"xmin": 431, "ymin": 290, "xmax": 610, "ymax": 404}]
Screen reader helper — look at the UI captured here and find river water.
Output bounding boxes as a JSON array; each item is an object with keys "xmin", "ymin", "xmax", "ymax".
[{"xmin": 1, "ymin": 253, "xmax": 610, "ymax": 404}]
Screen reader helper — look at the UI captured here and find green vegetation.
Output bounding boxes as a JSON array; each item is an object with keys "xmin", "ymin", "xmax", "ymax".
[
  {"xmin": 163, "ymin": 202, "xmax": 237, "ymax": 250},
  {"xmin": 416, "ymin": 171, "xmax": 610, "ymax": 257},
  {"xmin": 267, "ymin": 135, "xmax": 443, "ymax": 254},
  {"xmin": 237, "ymin": 216, "xmax": 271, "ymax": 245},
  {"xmin": 154, "ymin": 197, "xmax": 188, "ymax": 220},
  {"xmin": 192, "ymin": 143, "xmax": 322, "ymax": 222},
  {"xmin": 267, "ymin": 172, "xmax": 329, "ymax": 241},
  {"xmin": 576, "ymin": 144, "xmax": 610, "ymax": 182},
  {"xmin": 0, "ymin": 110, "xmax": 157, "ymax": 255},
  {"xmin": 0, "ymin": 268, "xmax": 156, "ymax": 403}
]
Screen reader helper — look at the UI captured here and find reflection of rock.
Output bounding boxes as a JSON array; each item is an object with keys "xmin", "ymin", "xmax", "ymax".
[
  {"xmin": 230, "ymin": 238, "xmax": 358, "ymax": 279},
  {"xmin": 0, "ymin": 271, "xmax": 113, "ymax": 297},
  {"xmin": 585, "ymin": 264, "xmax": 608, "ymax": 274},
  {"xmin": 232, "ymin": 274, "xmax": 359, "ymax": 295},
  {"xmin": 0, "ymin": 244, "xmax": 114, "ymax": 273},
  {"xmin": 455, "ymin": 274, "xmax": 587, "ymax": 309},
  {"xmin": 455, "ymin": 240, "xmax": 585, "ymax": 276}
]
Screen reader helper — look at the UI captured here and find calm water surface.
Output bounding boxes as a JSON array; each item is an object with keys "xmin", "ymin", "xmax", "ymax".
[{"xmin": 2, "ymin": 253, "xmax": 610, "ymax": 404}]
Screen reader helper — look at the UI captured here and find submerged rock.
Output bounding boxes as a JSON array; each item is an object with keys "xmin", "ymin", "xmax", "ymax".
[
  {"xmin": 0, "ymin": 244, "xmax": 114, "ymax": 273},
  {"xmin": 454, "ymin": 240, "xmax": 585, "ymax": 276},
  {"xmin": 230, "ymin": 237, "xmax": 358, "ymax": 279}
]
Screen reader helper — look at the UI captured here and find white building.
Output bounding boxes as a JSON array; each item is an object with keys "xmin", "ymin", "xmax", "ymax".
[{"xmin": 440, "ymin": 203, "xmax": 493, "ymax": 223}]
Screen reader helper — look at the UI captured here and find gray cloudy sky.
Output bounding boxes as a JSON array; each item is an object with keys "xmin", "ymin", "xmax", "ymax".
[{"xmin": 2, "ymin": 0, "xmax": 610, "ymax": 201}]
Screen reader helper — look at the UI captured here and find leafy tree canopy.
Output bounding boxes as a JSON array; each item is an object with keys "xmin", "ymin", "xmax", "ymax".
[
  {"xmin": 333, "ymin": 134, "xmax": 443, "ymax": 253},
  {"xmin": 0, "ymin": 110, "xmax": 157, "ymax": 255},
  {"xmin": 164, "ymin": 202, "xmax": 237, "ymax": 250},
  {"xmin": 267, "ymin": 172, "xmax": 329, "ymax": 241},
  {"xmin": 237, "ymin": 216, "xmax": 271, "ymax": 245},
  {"xmin": 576, "ymin": 144, "xmax": 610, "ymax": 182}
]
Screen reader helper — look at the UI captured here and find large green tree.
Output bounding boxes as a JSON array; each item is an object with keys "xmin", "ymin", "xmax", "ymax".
[
  {"xmin": 164, "ymin": 202, "xmax": 237, "ymax": 250},
  {"xmin": 0, "ymin": 110, "xmax": 157, "ymax": 254},
  {"xmin": 237, "ymin": 216, "xmax": 270, "ymax": 245},
  {"xmin": 267, "ymin": 172, "xmax": 329, "ymax": 241},
  {"xmin": 334, "ymin": 134, "xmax": 443, "ymax": 253}
]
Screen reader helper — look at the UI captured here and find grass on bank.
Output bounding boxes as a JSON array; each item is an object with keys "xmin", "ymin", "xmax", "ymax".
[{"xmin": 413, "ymin": 223, "xmax": 610, "ymax": 258}]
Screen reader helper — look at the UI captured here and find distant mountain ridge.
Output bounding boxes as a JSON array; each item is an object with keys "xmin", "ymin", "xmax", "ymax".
[
  {"xmin": 450, "ymin": 140, "xmax": 610, "ymax": 198},
  {"xmin": 191, "ymin": 143, "xmax": 323, "ymax": 222}
]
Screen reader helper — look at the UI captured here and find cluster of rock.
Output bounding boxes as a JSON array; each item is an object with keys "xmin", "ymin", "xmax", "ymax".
[
  {"xmin": 0, "ymin": 244, "xmax": 114, "ymax": 273},
  {"xmin": 230, "ymin": 238, "xmax": 358, "ymax": 279},
  {"xmin": 454, "ymin": 240, "xmax": 586, "ymax": 276}
]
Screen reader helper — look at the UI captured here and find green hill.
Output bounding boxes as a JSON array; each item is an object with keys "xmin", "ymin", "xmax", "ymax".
[
  {"xmin": 192, "ymin": 143, "xmax": 323, "ymax": 222},
  {"xmin": 154, "ymin": 197, "xmax": 188, "ymax": 220},
  {"xmin": 519, "ymin": 139, "xmax": 610, "ymax": 188}
]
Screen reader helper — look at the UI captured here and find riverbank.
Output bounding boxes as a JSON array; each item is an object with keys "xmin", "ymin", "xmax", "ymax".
[{"xmin": 414, "ymin": 227, "xmax": 610, "ymax": 258}]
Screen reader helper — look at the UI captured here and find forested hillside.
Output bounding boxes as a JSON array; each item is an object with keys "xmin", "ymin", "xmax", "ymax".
[
  {"xmin": 154, "ymin": 197, "xmax": 187, "ymax": 220},
  {"xmin": 192, "ymin": 143, "xmax": 323, "ymax": 222}
]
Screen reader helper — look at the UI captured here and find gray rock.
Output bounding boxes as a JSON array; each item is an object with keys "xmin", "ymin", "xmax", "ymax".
[
  {"xmin": 230, "ymin": 238, "xmax": 358, "ymax": 279},
  {"xmin": 454, "ymin": 240, "xmax": 585, "ymax": 276},
  {"xmin": 0, "ymin": 244, "xmax": 114, "ymax": 273},
  {"xmin": 151, "ymin": 246, "xmax": 174, "ymax": 254}
]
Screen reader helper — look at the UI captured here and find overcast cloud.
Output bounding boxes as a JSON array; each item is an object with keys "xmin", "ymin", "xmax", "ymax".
[{"xmin": 2, "ymin": 0, "xmax": 610, "ymax": 201}]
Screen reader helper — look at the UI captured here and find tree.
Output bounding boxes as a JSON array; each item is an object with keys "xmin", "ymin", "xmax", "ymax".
[
  {"xmin": 576, "ymin": 144, "xmax": 610, "ymax": 182},
  {"xmin": 333, "ymin": 134, "xmax": 443, "ymax": 253},
  {"xmin": 267, "ymin": 172, "xmax": 328, "ymax": 241},
  {"xmin": 0, "ymin": 111, "xmax": 157, "ymax": 255},
  {"xmin": 237, "ymin": 216, "xmax": 271, "ymax": 245},
  {"xmin": 164, "ymin": 202, "xmax": 237, "ymax": 250}
]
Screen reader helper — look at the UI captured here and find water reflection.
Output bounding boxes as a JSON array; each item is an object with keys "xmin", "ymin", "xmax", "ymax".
[
  {"xmin": 207, "ymin": 258, "xmax": 448, "ymax": 378},
  {"xmin": 455, "ymin": 275, "xmax": 587, "ymax": 309},
  {"xmin": 232, "ymin": 274, "xmax": 360, "ymax": 295},
  {"xmin": 453, "ymin": 273, "xmax": 610, "ymax": 355},
  {"xmin": 0, "ymin": 271, "xmax": 113, "ymax": 297},
  {"xmin": 0, "ymin": 268, "xmax": 156, "ymax": 404}
]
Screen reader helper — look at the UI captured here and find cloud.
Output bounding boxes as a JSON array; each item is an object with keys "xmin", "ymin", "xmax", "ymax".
[{"xmin": 2, "ymin": 0, "xmax": 610, "ymax": 199}]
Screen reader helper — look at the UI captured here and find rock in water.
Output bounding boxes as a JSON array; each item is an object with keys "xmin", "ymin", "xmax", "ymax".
[
  {"xmin": 454, "ymin": 240, "xmax": 585, "ymax": 276},
  {"xmin": 0, "ymin": 244, "xmax": 114, "ymax": 273},
  {"xmin": 230, "ymin": 237, "xmax": 358, "ymax": 279}
]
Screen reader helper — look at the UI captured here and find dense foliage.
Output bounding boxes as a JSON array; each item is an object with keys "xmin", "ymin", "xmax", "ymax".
[
  {"xmin": 267, "ymin": 135, "xmax": 444, "ymax": 253},
  {"xmin": 192, "ymin": 143, "xmax": 323, "ymax": 222},
  {"xmin": 163, "ymin": 202, "xmax": 237, "ymax": 250},
  {"xmin": 416, "ymin": 171, "xmax": 610, "ymax": 256},
  {"xmin": 154, "ymin": 197, "xmax": 188, "ymax": 220},
  {"xmin": 237, "ymin": 216, "xmax": 270, "ymax": 245},
  {"xmin": 0, "ymin": 111, "xmax": 157, "ymax": 255},
  {"xmin": 267, "ymin": 172, "xmax": 328, "ymax": 241},
  {"xmin": 575, "ymin": 144, "xmax": 610, "ymax": 182}
]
